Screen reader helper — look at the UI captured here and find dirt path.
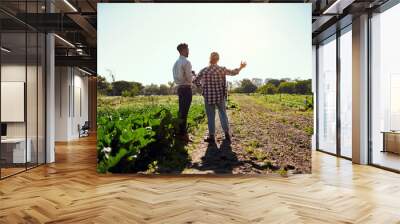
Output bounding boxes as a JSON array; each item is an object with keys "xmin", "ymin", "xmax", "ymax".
[{"xmin": 185, "ymin": 94, "xmax": 312, "ymax": 175}]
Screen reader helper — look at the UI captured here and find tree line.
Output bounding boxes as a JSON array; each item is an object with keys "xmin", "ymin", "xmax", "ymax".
[
  {"xmin": 97, "ymin": 76, "xmax": 178, "ymax": 96},
  {"xmin": 232, "ymin": 78, "xmax": 312, "ymax": 95},
  {"xmin": 97, "ymin": 75, "xmax": 312, "ymax": 97}
]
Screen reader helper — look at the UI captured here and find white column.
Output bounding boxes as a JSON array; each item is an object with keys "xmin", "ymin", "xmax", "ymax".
[
  {"xmin": 45, "ymin": 0, "xmax": 56, "ymax": 163},
  {"xmin": 46, "ymin": 32, "xmax": 55, "ymax": 163},
  {"xmin": 352, "ymin": 14, "xmax": 369, "ymax": 164}
]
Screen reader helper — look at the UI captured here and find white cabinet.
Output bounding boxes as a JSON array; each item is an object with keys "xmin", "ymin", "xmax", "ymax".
[{"xmin": 1, "ymin": 138, "xmax": 32, "ymax": 163}]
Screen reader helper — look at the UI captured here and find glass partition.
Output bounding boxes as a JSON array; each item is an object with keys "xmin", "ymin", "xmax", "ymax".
[
  {"xmin": 1, "ymin": 31, "xmax": 28, "ymax": 177},
  {"xmin": 317, "ymin": 36, "xmax": 337, "ymax": 154},
  {"xmin": 371, "ymin": 3, "xmax": 400, "ymax": 171},
  {"xmin": 339, "ymin": 28, "xmax": 352, "ymax": 158},
  {"xmin": 0, "ymin": 1, "xmax": 46, "ymax": 179}
]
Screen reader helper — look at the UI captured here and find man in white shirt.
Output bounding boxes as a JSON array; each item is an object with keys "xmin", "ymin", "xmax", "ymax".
[{"xmin": 173, "ymin": 43, "xmax": 193, "ymax": 142}]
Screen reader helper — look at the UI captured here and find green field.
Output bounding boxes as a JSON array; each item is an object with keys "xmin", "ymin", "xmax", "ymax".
[{"xmin": 97, "ymin": 94, "xmax": 313, "ymax": 174}]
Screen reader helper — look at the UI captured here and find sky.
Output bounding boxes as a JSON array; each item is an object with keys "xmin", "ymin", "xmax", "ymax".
[{"xmin": 98, "ymin": 3, "xmax": 312, "ymax": 85}]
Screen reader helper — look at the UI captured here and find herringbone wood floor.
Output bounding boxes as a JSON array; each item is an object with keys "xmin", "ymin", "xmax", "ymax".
[{"xmin": 1, "ymin": 136, "xmax": 400, "ymax": 224}]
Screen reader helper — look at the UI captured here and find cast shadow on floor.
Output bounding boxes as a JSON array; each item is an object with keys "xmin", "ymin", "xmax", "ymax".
[{"xmin": 191, "ymin": 139, "xmax": 242, "ymax": 174}]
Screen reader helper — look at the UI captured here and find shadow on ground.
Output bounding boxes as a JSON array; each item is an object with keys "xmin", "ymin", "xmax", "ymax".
[{"xmin": 190, "ymin": 139, "xmax": 242, "ymax": 174}]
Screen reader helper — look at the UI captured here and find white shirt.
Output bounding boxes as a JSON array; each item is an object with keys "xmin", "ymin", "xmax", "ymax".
[{"xmin": 173, "ymin": 55, "xmax": 192, "ymax": 86}]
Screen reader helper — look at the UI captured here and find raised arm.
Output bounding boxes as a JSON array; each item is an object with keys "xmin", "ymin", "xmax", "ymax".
[{"xmin": 221, "ymin": 61, "xmax": 247, "ymax": 76}]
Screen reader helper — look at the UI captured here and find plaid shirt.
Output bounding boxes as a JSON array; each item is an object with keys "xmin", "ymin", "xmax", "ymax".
[{"xmin": 194, "ymin": 64, "xmax": 240, "ymax": 104}]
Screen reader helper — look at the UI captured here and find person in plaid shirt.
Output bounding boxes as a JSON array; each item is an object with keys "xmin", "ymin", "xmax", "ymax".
[{"xmin": 194, "ymin": 52, "xmax": 247, "ymax": 142}]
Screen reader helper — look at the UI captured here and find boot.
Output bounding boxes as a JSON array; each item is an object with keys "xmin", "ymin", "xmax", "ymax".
[
  {"xmin": 204, "ymin": 135, "xmax": 215, "ymax": 143},
  {"xmin": 224, "ymin": 132, "xmax": 231, "ymax": 141}
]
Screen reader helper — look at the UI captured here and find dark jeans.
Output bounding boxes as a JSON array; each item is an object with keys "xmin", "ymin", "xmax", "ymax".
[{"xmin": 177, "ymin": 85, "xmax": 192, "ymax": 135}]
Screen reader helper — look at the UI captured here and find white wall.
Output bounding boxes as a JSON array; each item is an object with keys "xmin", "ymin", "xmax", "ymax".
[
  {"xmin": 72, "ymin": 72, "xmax": 89, "ymax": 138},
  {"xmin": 1, "ymin": 65, "xmax": 26, "ymax": 139},
  {"xmin": 55, "ymin": 66, "xmax": 69, "ymax": 141},
  {"xmin": 55, "ymin": 67, "xmax": 89, "ymax": 141},
  {"xmin": 1, "ymin": 65, "xmax": 37, "ymax": 138}
]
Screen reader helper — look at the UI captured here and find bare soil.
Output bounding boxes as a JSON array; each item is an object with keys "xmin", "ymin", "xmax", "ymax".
[{"xmin": 185, "ymin": 94, "xmax": 312, "ymax": 175}]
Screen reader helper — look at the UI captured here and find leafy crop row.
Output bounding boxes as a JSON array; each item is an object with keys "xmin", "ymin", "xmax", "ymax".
[{"xmin": 97, "ymin": 100, "xmax": 205, "ymax": 173}]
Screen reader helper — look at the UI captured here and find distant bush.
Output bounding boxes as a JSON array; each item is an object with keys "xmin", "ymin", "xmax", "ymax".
[
  {"xmin": 256, "ymin": 79, "xmax": 311, "ymax": 95},
  {"xmin": 229, "ymin": 78, "xmax": 313, "ymax": 95},
  {"xmin": 233, "ymin": 79, "xmax": 258, "ymax": 93},
  {"xmin": 294, "ymin": 79, "xmax": 312, "ymax": 95},
  {"xmin": 257, "ymin": 83, "xmax": 278, "ymax": 95},
  {"xmin": 278, "ymin": 82, "xmax": 296, "ymax": 94},
  {"xmin": 97, "ymin": 75, "xmax": 112, "ymax": 96},
  {"xmin": 266, "ymin": 79, "xmax": 284, "ymax": 87}
]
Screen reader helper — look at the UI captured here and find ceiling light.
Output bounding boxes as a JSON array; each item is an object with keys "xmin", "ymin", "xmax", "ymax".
[
  {"xmin": 1, "ymin": 47, "xmax": 11, "ymax": 53},
  {"xmin": 76, "ymin": 48, "xmax": 84, "ymax": 55},
  {"xmin": 54, "ymin": 34, "xmax": 75, "ymax": 48},
  {"xmin": 78, "ymin": 67, "xmax": 92, "ymax": 76},
  {"xmin": 323, "ymin": 0, "xmax": 354, "ymax": 15},
  {"xmin": 63, "ymin": 0, "xmax": 78, "ymax": 12}
]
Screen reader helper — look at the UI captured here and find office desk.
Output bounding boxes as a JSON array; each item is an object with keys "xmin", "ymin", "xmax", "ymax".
[{"xmin": 1, "ymin": 138, "xmax": 31, "ymax": 163}]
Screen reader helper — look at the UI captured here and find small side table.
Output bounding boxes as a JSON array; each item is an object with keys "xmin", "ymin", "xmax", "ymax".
[{"xmin": 381, "ymin": 131, "xmax": 400, "ymax": 154}]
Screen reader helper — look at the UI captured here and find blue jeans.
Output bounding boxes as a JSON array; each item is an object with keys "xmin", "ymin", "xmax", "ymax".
[{"xmin": 205, "ymin": 100, "xmax": 229, "ymax": 136}]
